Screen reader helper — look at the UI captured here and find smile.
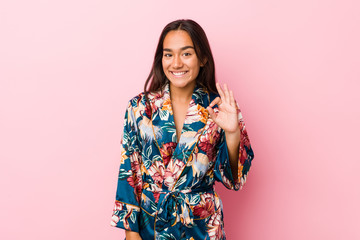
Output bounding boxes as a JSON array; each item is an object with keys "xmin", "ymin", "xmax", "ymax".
[{"xmin": 171, "ymin": 71, "xmax": 188, "ymax": 76}]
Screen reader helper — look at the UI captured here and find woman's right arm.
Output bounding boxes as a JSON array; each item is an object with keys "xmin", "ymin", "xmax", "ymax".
[
  {"xmin": 125, "ymin": 230, "xmax": 142, "ymax": 240},
  {"xmin": 110, "ymin": 98, "xmax": 143, "ymax": 234}
]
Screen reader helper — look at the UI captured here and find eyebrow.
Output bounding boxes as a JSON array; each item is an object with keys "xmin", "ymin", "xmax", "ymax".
[{"xmin": 163, "ymin": 46, "xmax": 194, "ymax": 52}]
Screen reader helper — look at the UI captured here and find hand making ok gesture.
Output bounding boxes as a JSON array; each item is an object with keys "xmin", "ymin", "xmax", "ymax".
[{"xmin": 206, "ymin": 83, "xmax": 239, "ymax": 134}]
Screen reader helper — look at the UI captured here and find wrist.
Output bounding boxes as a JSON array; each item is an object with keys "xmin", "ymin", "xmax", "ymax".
[{"xmin": 224, "ymin": 129, "xmax": 240, "ymax": 139}]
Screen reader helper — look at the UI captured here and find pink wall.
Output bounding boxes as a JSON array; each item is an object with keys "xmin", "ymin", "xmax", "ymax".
[{"xmin": 1, "ymin": 0, "xmax": 359, "ymax": 239}]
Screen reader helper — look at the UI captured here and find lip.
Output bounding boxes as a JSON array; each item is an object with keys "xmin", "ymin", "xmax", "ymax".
[{"xmin": 170, "ymin": 71, "xmax": 188, "ymax": 77}]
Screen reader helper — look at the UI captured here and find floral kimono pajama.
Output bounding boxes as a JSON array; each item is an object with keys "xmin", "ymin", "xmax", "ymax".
[{"xmin": 110, "ymin": 81, "xmax": 254, "ymax": 240}]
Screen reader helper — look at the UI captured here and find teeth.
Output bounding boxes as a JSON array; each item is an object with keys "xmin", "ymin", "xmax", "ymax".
[{"xmin": 172, "ymin": 71, "xmax": 187, "ymax": 76}]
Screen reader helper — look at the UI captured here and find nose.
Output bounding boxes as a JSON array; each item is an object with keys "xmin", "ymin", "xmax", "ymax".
[{"xmin": 172, "ymin": 55, "xmax": 183, "ymax": 68}]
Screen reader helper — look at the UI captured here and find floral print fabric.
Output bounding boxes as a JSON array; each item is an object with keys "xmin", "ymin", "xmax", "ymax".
[{"xmin": 110, "ymin": 81, "xmax": 254, "ymax": 239}]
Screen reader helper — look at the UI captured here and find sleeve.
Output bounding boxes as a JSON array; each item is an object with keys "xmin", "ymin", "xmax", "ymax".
[
  {"xmin": 214, "ymin": 103, "xmax": 254, "ymax": 191},
  {"xmin": 110, "ymin": 99, "xmax": 143, "ymax": 232}
]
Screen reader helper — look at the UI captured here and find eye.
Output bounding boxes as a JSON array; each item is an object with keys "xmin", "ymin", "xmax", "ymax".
[
  {"xmin": 183, "ymin": 52, "xmax": 191, "ymax": 56},
  {"xmin": 163, "ymin": 53, "xmax": 172, "ymax": 57}
]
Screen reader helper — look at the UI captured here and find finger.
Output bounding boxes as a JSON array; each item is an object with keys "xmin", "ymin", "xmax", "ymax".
[
  {"xmin": 216, "ymin": 82, "xmax": 226, "ymax": 102},
  {"xmin": 229, "ymin": 90, "xmax": 236, "ymax": 107},
  {"xmin": 223, "ymin": 83, "xmax": 230, "ymax": 104},
  {"xmin": 209, "ymin": 97, "xmax": 222, "ymax": 107},
  {"xmin": 206, "ymin": 106, "xmax": 217, "ymax": 121}
]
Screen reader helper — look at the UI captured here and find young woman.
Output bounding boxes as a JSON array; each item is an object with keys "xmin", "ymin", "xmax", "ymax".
[{"xmin": 110, "ymin": 19, "xmax": 254, "ymax": 240}]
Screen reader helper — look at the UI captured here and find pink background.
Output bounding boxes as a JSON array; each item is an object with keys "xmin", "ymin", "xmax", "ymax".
[{"xmin": 1, "ymin": 0, "xmax": 359, "ymax": 239}]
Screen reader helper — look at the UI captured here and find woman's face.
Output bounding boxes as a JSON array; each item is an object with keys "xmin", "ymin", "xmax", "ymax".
[{"xmin": 162, "ymin": 30, "xmax": 204, "ymax": 90}]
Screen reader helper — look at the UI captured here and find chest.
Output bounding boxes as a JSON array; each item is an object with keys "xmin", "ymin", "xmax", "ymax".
[{"xmin": 171, "ymin": 102, "xmax": 189, "ymax": 143}]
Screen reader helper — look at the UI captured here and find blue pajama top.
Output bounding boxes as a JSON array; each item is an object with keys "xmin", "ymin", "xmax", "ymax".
[{"xmin": 110, "ymin": 81, "xmax": 254, "ymax": 240}]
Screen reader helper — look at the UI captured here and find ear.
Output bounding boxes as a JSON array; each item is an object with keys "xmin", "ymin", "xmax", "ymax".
[{"xmin": 200, "ymin": 57, "xmax": 208, "ymax": 67}]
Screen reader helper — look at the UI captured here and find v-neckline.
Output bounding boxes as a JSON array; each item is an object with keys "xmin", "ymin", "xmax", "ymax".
[
  {"xmin": 168, "ymin": 83, "xmax": 196, "ymax": 144},
  {"xmin": 170, "ymin": 97, "xmax": 193, "ymax": 144},
  {"xmin": 149, "ymin": 81, "xmax": 211, "ymax": 181}
]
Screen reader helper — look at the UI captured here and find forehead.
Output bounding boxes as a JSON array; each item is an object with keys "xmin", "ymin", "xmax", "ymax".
[{"xmin": 163, "ymin": 30, "xmax": 194, "ymax": 49}]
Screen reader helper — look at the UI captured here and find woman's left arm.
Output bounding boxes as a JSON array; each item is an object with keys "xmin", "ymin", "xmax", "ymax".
[
  {"xmin": 224, "ymin": 130, "xmax": 241, "ymax": 180},
  {"xmin": 207, "ymin": 82, "xmax": 252, "ymax": 187}
]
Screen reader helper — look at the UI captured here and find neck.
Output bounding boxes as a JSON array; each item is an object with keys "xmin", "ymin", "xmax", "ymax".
[{"xmin": 169, "ymin": 81, "xmax": 196, "ymax": 104}]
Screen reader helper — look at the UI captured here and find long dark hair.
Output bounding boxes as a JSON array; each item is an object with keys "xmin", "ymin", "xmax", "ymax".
[{"xmin": 143, "ymin": 19, "xmax": 217, "ymax": 109}]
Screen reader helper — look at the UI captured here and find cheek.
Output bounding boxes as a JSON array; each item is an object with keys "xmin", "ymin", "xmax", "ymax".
[
  {"xmin": 163, "ymin": 61, "xmax": 174, "ymax": 74},
  {"xmin": 188, "ymin": 59, "xmax": 201, "ymax": 71},
  {"xmin": 190, "ymin": 64, "xmax": 201, "ymax": 75},
  {"xmin": 162, "ymin": 58, "xmax": 168, "ymax": 68}
]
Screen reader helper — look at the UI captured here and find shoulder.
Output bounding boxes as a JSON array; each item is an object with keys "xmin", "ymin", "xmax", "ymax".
[
  {"xmin": 208, "ymin": 91, "xmax": 220, "ymax": 101},
  {"xmin": 127, "ymin": 88, "xmax": 164, "ymax": 107},
  {"xmin": 125, "ymin": 91, "xmax": 154, "ymax": 119},
  {"xmin": 127, "ymin": 92, "xmax": 147, "ymax": 109}
]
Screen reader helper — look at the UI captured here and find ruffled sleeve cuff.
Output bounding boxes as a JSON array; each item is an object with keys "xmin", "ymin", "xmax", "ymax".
[{"xmin": 110, "ymin": 200, "xmax": 141, "ymax": 233}]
